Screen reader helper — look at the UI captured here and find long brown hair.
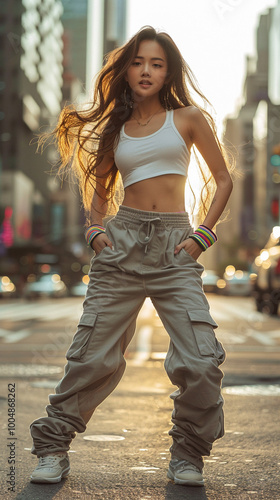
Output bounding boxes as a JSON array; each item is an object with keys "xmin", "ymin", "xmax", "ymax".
[{"xmin": 42, "ymin": 26, "xmax": 234, "ymax": 223}]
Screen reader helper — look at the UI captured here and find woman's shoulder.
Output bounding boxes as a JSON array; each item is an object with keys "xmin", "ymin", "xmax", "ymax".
[
  {"xmin": 174, "ymin": 105, "xmax": 203, "ymax": 120},
  {"xmin": 174, "ymin": 106, "xmax": 208, "ymax": 136},
  {"xmin": 173, "ymin": 106, "xmax": 204, "ymax": 131}
]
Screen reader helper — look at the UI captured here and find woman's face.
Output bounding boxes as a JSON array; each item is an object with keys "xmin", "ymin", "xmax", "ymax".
[{"xmin": 126, "ymin": 40, "xmax": 168, "ymax": 100}]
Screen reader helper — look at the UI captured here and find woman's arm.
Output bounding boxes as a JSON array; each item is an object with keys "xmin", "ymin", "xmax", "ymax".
[
  {"xmin": 175, "ymin": 107, "xmax": 233, "ymax": 259},
  {"xmin": 188, "ymin": 107, "xmax": 233, "ymax": 229}
]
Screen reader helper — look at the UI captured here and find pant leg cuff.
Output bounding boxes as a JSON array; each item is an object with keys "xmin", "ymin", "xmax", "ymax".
[{"xmin": 170, "ymin": 445, "xmax": 204, "ymax": 471}]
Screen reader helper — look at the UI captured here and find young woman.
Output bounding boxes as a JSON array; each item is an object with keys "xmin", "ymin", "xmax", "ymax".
[{"xmin": 30, "ymin": 26, "xmax": 233, "ymax": 487}]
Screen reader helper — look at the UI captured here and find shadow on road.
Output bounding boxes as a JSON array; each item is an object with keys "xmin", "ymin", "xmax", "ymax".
[
  {"xmin": 15, "ymin": 479, "xmax": 67, "ymax": 500},
  {"xmin": 15, "ymin": 482, "xmax": 209, "ymax": 500},
  {"xmin": 165, "ymin": 482, "xmax": 209, "ymax": 499}
]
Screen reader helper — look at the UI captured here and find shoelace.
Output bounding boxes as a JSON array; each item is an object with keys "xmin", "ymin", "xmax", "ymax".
[
  {"xmin": 38, "ymin": 455, "xmax": 65, "ymax": 468},
  {"xmin": 171, "ymin": 459, "xmax": 200, "ymax": 473}
]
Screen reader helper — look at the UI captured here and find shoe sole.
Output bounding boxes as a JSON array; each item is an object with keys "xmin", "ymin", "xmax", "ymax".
[
  {"xmin": 30, "ymin": 466, "xmax": 70, "ymax": 484},
  {"xmin": 167, "ymin": 468, "xmax": 204, "ymax": 486}
]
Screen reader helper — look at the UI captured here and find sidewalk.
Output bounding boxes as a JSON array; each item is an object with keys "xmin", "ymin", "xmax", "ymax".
[{"xmin": 1, "ymin": 356, "xmax": 280, "ymax": 500}]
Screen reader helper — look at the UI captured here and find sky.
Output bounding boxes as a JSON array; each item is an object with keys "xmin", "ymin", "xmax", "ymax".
[{"xmin": 126, "ymin": 0, "xmax": 278, "ymax": 132}]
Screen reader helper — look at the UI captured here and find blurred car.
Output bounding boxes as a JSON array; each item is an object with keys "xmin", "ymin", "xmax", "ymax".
[
  {"xmin": 0, "ymin": 276, "xmax": 16, "ymax": 298},
  {"xmin": 221, "ymin": 270, "xmax": 253, "ymax": 296},
  {"xmin": 23, "ymin": 273, "xmax": 68, "ymax": 299},
  {"xmin": 252, "ymin": 244, "xmax": 280, "ymax": 315},
  {"xmin": 70, "ymin": 275, "xmax": 90, "ymax": 297},
  {"xmin": 201, "ymin": 270, "xmax": 220, "ymax": 293}
]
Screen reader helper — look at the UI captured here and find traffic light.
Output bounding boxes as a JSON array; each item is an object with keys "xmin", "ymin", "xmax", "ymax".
[
  {"xmin": 271, "ymin": 155, "xmax": 280, "ymax": 167},
  {"xmin": 271, "ymin": 198, "xmax": 279, "ymax": 221},
  {"xmin": 271, "ymin": 144, "xmax": 280, "ymax": 166}
]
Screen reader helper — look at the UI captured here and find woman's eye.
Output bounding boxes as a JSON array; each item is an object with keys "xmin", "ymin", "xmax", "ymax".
[{"xmin": 131, "ymin": 62, "xmax": 162, "ymax": 68}]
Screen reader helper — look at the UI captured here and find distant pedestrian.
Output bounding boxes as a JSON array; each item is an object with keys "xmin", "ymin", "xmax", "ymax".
[{"xmin": 30, "ymin": 26, "xmax": 233, "ymax": 487}]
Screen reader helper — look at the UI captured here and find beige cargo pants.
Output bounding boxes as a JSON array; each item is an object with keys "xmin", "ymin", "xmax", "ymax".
[{"xmin": 30, "ymin": 205, "xmax": 225, "ymax": 471}]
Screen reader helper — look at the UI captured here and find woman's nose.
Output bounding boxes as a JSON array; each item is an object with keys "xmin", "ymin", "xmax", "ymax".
[{"xmin": 141, "ymin": 63, "xmax": 150, "ymax": 76}]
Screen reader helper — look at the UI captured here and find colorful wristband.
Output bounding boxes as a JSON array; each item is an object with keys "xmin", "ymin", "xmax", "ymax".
[
  {"xmin": 85, "ymin": 224, "xmax": 106, "ymax": 248},
  {"xmin": 188, "ymin": 224, "xmax": 217, "ymax": 251}
]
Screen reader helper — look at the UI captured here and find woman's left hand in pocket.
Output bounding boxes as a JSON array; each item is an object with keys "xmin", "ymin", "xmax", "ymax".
[{"xmin": 174, "ymin": 238, "xmax": 202, "ymax": 261}]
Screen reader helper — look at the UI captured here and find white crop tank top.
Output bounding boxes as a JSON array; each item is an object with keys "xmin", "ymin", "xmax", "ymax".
[{"xmin": 114, "ymin": 109, "xmax": 190, "ymax": 188}]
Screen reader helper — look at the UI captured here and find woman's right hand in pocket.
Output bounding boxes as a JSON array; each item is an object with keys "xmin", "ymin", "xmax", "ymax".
[{"xmin": 91, "ymin": 233, "xmax": 113, "ymax": 254}]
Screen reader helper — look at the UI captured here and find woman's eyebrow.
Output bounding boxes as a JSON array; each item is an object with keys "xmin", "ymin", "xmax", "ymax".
[{"xmin": 134, "ymin": 56, "xmax": 165, "ymax": 62}]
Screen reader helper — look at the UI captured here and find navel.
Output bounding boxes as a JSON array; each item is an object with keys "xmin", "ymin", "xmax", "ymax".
[{"xmin": 152, "ymin": 204, "xmax": 157, "ymax": 210}]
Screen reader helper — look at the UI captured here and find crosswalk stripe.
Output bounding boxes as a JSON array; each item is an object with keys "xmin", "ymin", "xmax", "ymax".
[
  {"xmin": 209, "ymin": 301, "xmax": 263, "ymax": 322},
  {"xmin": 0, "ymin": 329, "xmax": 31, "ymax": 343},
  {"xmin": 0, "ymin": 298, "xmax": 279, "ymax": 349},
  {"xmin": 208, "ymin": 309, "xmax": 229, "ymax": 322},
  {"xmin": 1, "ymin": 298, "xmax": 254, "ymax": 323},
  {"xmin": 247, "ymin": 330, "xmax": 277, "ymax": 346},
  {"xmin": 0, "ymin": 301, "xmax": 81, "ymax": 322}
]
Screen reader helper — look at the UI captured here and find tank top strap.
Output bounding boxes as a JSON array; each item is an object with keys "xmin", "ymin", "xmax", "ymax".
[
  {"xmin": 164, "ymin": 109, "xmax": 174, "ymax": 127},
  {"xmin": 119, "ymin": 122, "xmax": 125, "ymax": 138}
]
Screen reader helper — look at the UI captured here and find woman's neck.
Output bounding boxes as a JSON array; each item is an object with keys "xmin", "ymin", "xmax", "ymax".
[{"xmin": 132, "ymin": 97, "xmax": 164, "ymax": 119}]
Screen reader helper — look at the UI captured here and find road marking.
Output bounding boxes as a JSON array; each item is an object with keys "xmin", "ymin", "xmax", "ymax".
[
  {"xmin": 218, "ymin": 328, "xmax": 280, "ymax": 346},
  {"xmin": 0, "ymin": 298, "xmax": 279, "ymax": 350},
  {"xmin": 0, "ymin": 328, "xmax": 31, "ymax": 343},
  {"xmin": 217, "ymin": 331, "xmax": 247, "ymax": 344},
  {"xmin": 0, "ymin": 296, "xmax": 268, "ymax": 324},
  {"xmin": 246, "ymin": 330, "xmax": 278, "ymax": 346},
  {"xmin": 269, "ymin": 331, "xmax": 280, "ymax": 338},
  {"xmin": 0, "ymin": 301, "xmax": 81, "ymax": 322},
  {"xmin": 223, "ymin": 385, "xmax": 280, "ymax": 396},
  {"xmin": 210, "ymin": 301, "xmax": 264, "ymax": 322}
]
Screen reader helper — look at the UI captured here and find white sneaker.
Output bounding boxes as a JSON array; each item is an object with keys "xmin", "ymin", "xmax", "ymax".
[
  {"xmin": 167, "ymin": 456, "xmax": 204, "ymax": 486},
  {"xmin": 30, "ymin": 452, "xmax": 70, "ymax": 483}
]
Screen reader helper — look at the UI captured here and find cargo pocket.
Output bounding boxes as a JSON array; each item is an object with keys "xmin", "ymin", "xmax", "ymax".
[
  {"xmin": 66, "ymin": 312, "xmax": 97, "ymax": 361},
  {"xmin": 187, "ymin": 309, "xmax": 225, "ymax": 362},
  {"xmin": 181, "ymin": 248, "xmax": 199, "ymax": 264},
  {"xmin": 179, "ymin": 248, "xmax": 204, "ymax": 272}
]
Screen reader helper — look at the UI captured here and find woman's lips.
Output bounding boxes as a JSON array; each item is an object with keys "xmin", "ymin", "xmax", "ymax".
[{"xmin": 139, "ymin": 81, "xmax": 152, "ymax": 88}]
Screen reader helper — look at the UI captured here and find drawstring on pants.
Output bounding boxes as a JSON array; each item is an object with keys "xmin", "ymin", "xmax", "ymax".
[{"xmin": 137, "ymin": 217, "xmax": 161, "ymax": 253}]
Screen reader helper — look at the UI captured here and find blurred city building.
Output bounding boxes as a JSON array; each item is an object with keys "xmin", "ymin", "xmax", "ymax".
[
  {"xmin": 219, "ymin": 0, "xmax": 280, "ymax": 274},
  {"xmin": 61, "ymin": 0, "xmax": 88, "ymax": 101},
  {"xmin": 87, "ymin": 0, "xmax": 127, "ymax": 93},
  {"xmin": 269, "ymin": 0, "xmax": 280, "ymax": 106},
  {"xmin": 0, "ymin": 0, "xmax": 64, "ymax": 283},
  {"xmin": 0, "ymin": 0, "xmax": 127, "ymax": 290}
]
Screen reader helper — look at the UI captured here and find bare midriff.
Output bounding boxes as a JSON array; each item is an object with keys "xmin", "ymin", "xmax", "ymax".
[{"xmin": 122, "ymin": 173, "xmax": 186, "ymax": 212}]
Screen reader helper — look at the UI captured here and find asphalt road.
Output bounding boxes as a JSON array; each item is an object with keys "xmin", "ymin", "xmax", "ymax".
[{"xmin": 0, "ymin": 295, "xmax": 280, "ymax": 499}]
